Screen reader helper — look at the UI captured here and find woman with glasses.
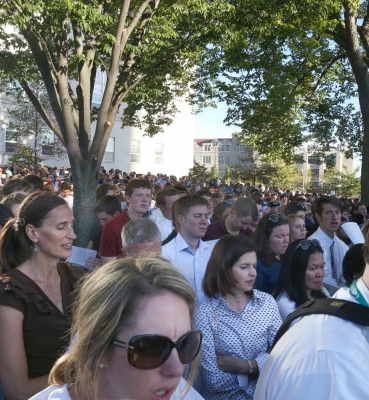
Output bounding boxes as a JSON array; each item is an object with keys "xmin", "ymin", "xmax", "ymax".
[
  {"xmin": 274, "ymin": 239, "xmax": 328, "ymax": 322},
  {"xmin": 30, "ymin": 257, "xmax": 203, "ymax": 400},
  {"xmin": 253, "ymin": 213, "xmax": 290, "ymax": 294},
  {"xmin": 287, "ymin": 214, "xmax": 306, "ymax": 244},
  {"xmin": 195, "ymin": 235, "xmax": 281, "ymax": 400}
]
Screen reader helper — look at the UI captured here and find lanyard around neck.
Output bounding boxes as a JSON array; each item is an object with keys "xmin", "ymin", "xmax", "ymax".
[{"xmin": 349, "ymin": 280, "xmax": 369, "ymax": 308}]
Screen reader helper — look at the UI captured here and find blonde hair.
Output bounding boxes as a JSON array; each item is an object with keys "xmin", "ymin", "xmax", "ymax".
[
  {"xmin": 287, "ymin": 214, "xmax": 305, "ymax": 242},
  {"xmin": 49, "ymin": 256, "xmax": 198, "ymax": 399}
]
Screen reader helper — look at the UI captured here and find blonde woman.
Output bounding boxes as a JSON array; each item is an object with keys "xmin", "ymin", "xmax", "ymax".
[
  {"xmin": 30, "ymin": 257, "xmax": 203, "ymax": 400},
  {"xmin": 287, "ymin": 214, "xmax": 306, "ymax": 243}
]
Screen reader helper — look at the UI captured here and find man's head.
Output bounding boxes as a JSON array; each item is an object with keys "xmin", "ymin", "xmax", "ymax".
[
  {"xmin": 121, "ymin": 218, "xmax": 162, "ymax": 256},
  {"xmin": 250, "ymin": 195, "xmax": 264, "ymax": 227},
  {"xmin": 59, "ymin": 181, "xmax": 71, "ymax": 198},
  {"xmin": 94, "ymin": 195, "xmax": 121, "ymax": 226},
  {"xmin": 173, "ymin": 195, "xmax": 209, "ymax": 239},
  {"xmin": 227, "ymin": 197, "xmax": 258, "ymax": 231},
  {"xmin": 355, "ymin": 202, "xmax": 367, "ymax": 217},
  {"xmin": 96, "ymin": 183, "xmax": 115, "ymax": 201},
  {"xmin": 156, "ymin": 187, "xmax": 180, "ymax": 221},
  {"xmin": 196, "ymin": 189, "xmax": 213, "ymax": 214},
  {"xmin": 125, "ymin": 179, "xmax": 152, "ymax": 217},
  {"xmin": 2, "ymin": 179, "xmax": 34, "ymax": 198},
  {"xmin": 314, "ymin": 195, "xmax": 342, "ymax": 237}
]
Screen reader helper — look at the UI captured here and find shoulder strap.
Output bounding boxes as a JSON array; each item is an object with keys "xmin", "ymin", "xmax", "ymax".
[{"xmin": 273, "ymin": 298, "xmax": 369, "ymax": 349}]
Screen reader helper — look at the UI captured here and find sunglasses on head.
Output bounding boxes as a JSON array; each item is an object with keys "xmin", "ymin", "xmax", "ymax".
[
  {"xmin": 296, "ymin": 239, "xmax": 321, "ymax": 251},
  {"xmin": 268, "ymin": 213, "xmax": 286, "ymax": 223},
  {"xmin": 112, "ymin": 330, "xmax": 202, "ymax": 370}
]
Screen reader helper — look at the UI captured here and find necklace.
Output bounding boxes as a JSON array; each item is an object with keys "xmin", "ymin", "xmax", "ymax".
[{"xmin": 31, "ymin": 264, "xmax": 62, "ymax": 310}]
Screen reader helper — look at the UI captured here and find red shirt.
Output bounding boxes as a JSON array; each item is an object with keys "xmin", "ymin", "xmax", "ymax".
[
  {"xmin": 203, "ymin": 217, "xmax": 254, "ymax": 241},
  {"xmin": 99, "ymin": 210, "xmax": 131, "ymax": 257}
]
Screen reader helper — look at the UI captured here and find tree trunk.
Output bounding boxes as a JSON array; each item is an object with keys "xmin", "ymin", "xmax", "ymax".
[
  {"xmin": 69, "ymin": 156, "xmax": 98, "ymax": 247},
  {"xmin": 342, "ymin": 5, "xmax": 369, "ymax": 203}
]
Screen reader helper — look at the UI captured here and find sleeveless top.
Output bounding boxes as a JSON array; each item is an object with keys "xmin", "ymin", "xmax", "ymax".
[{"xmin": 0, "ymin": 262, "xmax": 85, "ymax": 378}]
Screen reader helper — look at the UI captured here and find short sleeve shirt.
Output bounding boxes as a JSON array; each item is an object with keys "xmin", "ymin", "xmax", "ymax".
[
  {"xmin": 99, "ymin": 210, "xmax": 131, "ymax": 257},
  {"xmin": 0, "ymin": 262, "xmax": 85, "ymax": 378}
]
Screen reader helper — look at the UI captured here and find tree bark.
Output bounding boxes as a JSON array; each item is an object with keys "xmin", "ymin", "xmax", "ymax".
[{"xmin": 342, "ymin": 3, "xmax": 369, "ymax": 202}]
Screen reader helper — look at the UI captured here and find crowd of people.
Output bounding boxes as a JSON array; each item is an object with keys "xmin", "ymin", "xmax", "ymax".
[{"xmin": 0, "ymin": 163, "xmax": 368, "ymax": 399}]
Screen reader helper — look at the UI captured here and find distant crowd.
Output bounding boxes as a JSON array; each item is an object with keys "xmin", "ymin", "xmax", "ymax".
[{"xmin": 0, "ymin": 163, "xmax": 367, "ymax": 400}]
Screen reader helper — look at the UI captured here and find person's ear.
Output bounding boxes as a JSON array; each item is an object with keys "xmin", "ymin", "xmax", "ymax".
[
  {"xmin": 25, "ymin": 224, "xmax": 39, "ymax": 243},
  {"xmin": 177, "ymin": 215, "xmax": 185, "ymax": 225}
]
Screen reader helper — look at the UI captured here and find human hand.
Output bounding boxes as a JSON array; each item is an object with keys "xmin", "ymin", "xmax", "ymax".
[
  {"xmin": 85, "ymin": 257, "xmax": 103, "ymax": 269},
  {"xmin": 216, "ymin": 356, "xmax": 247, "ymax": 374}
]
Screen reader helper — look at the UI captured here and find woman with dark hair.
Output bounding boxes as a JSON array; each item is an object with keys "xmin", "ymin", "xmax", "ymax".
[
  {"xmin": 274, "ymin": 239, "xmax": 327, "ymax": 321},
  {"xmin": 195, "ymin": 235, "xmax": 281, "ymax": 400},
  {"xmin": 0, "ymin": 204, "xmax": 13, "ymax": 230},
  {"xmin": 253, "ymin": 213, "xmax": 290, "ymax": 294},
  {"xmin": 210, "ymin": 202, "xmax": 231, "ymax": 223},
  {"xmin": 0, "ymin": 191, "xmax": 85, "ymax": 399},
  {"xmin": 342, "ymin": 243, "xmax": 365, "ymax": 285}
]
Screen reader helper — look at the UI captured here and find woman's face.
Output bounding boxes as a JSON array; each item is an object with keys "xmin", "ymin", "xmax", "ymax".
[
  {"xmin": 30, "ymin": 204, "xmax": 76, "ymax": 260},
  {"xmin": 221, "ymin": 206, "xmax": 231, "ymax": 219},
  {"xmin": 231, "ymin": 251, "xmax": 257, "ymax": 294},
  {"xmin": 268, "ymin": 224, "xmax": 290, "ymax": 258},
  {"xmin": 305, "ymin": 252, "xmax": 325, "ymax": 292},
  {"xmin": 99, "ymin": 293, "xmax": 191, "ymax": 400},
  {"xmin": 290, "ymin": 218, "xmax": 306, "ymax": 242}
]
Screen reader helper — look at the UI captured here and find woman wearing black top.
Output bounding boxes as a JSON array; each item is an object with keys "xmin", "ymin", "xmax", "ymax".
[{"xmin": 0, "ymin": 192, "xmax": 84, "ymax": 399}]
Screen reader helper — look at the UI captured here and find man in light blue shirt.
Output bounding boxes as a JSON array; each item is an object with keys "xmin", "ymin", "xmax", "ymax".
[{"xmin": 162, "ymin": 195, "xmax": 217, "ymax": 303}]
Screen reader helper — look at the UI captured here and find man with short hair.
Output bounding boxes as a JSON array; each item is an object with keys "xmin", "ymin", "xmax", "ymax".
[
  {"xmin": 309, "ymin": 195, "xmax": 348, "ymax": 286},
  {"xmin": 254, "ymin": 234, "xmax": 369, "ymax": 400},
  {"xmin": 203, "ymin": 197, "xmax": 258, "ymax": 241},
  {"xmin": 162, "ymin": 195, "xmax": 216, "ymax": 302},
  {"xmin": 2, "ymin": 179, "xmax": 33, "ymax": 198},
  {"xmin": 122, "ymin": 219, "xmax": 162, "ymax": 256},
  {"xmin": 58, "ymin": 181, "xmax": 74, "ymax": 209},
  {"xmin": 149, "ymin": 187, "xmax": 179, "ymax": 241},
  {"xmin": 99, "ymin": 179, "xmax": 152, "ymax": 263}
]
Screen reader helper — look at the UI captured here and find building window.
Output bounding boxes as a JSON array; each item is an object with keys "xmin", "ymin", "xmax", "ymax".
[
  {"xmin": 238, "ymin": 156, "xmax": 248, "ymax": 164},
  {"xmin": 308, "ymin": 156, "xmax": 321, "ymax": 164},
  {"xmin": 5, "ymin": 127, "xmax": 17, "ymax": 153},
  {"xmin": 325, "ymin": 154, "xmax": 337, "ymax": 166},
  {"xmin": 204, "ymin": 144, "xmax": 211, "ymax": 152},
  {"xmin": 155, "ymin": 143, "xmax": 164, "ymax": 165},
  {"xmin": 239, "ymin": 144, "xmax": 246, "ymax": 152},
  {"xmin": 221, "ymin": 144, "xmax": 230, "ymax": 151},
  {"xmin": 203, "ymin": 156, "xmax": 211, "ymax": 164},
  {"xmin": 225, "ymin": 156, "xmax": 231, "ymax": 164},
  {"xmin": 219, "ymin": 156, "xmax": 224, "ymax": 164},
  {"xmin": 92, "ymin": 82, "xmax": 104, "ymax": 105},
  {"xmin": 104, "ymin": 137, "xmax": 115, "ymax": 162},
  {"xmin": 131, "ymin": 140, "xmax": 140, "ymax": 163},
  {"xmin": 311, "ymin": 168, "xmax": 320, "ymax": 177},
  {"xmin": 42, "ymin": 130, "xmax": 55, "ymax": 156}
]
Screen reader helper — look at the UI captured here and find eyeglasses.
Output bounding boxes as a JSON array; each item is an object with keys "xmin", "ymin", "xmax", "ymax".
[
  {"xmin": 268, "ymin": 213, "xmax": 286, "ymax": 223},
  {"xmin": 112, "ymin": 330, "xmax": 202, "ymax": 370},
  {"xmin": 296, "ymin": 239, "xmax": 321, "ymax": 251}
]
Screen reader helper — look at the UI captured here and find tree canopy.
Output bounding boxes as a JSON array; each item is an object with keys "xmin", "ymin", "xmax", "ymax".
[{"xmin": 0, "ymin": 0, "xmax": 243, "ymax": 244}]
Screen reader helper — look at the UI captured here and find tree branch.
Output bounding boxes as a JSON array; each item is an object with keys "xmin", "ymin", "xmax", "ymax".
[{"xmin": 19, "ymin": 80, "xmax": 65, "ymax": 146}]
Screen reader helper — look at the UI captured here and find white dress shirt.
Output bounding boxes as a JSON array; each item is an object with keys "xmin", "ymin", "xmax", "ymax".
[
  {"xmin": 276, "ymin": 292, "xmax": 296, "ymax": 322},
  {"xmin": 30, "ymin": 378, "xmax": 204, "ymax": 399},
  {"xmin": 149, "ymin": 208, "xmax": 173, "ymax": 241},
  {"xmin": 309, "ymin": 227, "xmax": 348, "ymax": 285},
  {"xmin": 162, "ymin": 233, "xmax": 217, "ymax": 303},
  {"xmin": 254, "ymin": 278, "xmax": 369, "ymax": 400}
]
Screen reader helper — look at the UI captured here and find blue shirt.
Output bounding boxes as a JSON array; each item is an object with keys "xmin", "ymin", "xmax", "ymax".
[
  {"xmin": 162, "ymin": 233, "xmax": 217, "ymax": 303},
  {"xmin": 254, "ymin": 257, "xmax": 282, "ymax": 295},
  {"xmin": 194, "ymin": 292, "xmax": 282, "ymax": 400}
]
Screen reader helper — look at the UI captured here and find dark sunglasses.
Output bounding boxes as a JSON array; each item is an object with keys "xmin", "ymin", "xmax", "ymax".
[
  {"xmin": 268, "ymin": 213, "xmax": 286, "ymax": 223},
  {"xmin": 112, "ymin": 330, "xmax": 202, "ymax": 370},
  {"xmin": 296, "ymin": 239, "xmax": 321, "ymax": 251}
]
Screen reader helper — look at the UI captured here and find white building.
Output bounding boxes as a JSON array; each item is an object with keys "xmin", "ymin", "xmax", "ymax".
[{"xmin": 0, "ymin": 70, "xmax": 195, "ymax": 177}]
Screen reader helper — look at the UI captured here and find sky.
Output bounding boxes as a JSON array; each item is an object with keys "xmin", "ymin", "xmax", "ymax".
[{"xmin": 194, "ymin": 101, "xmax": 237, "ymax": 139}]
